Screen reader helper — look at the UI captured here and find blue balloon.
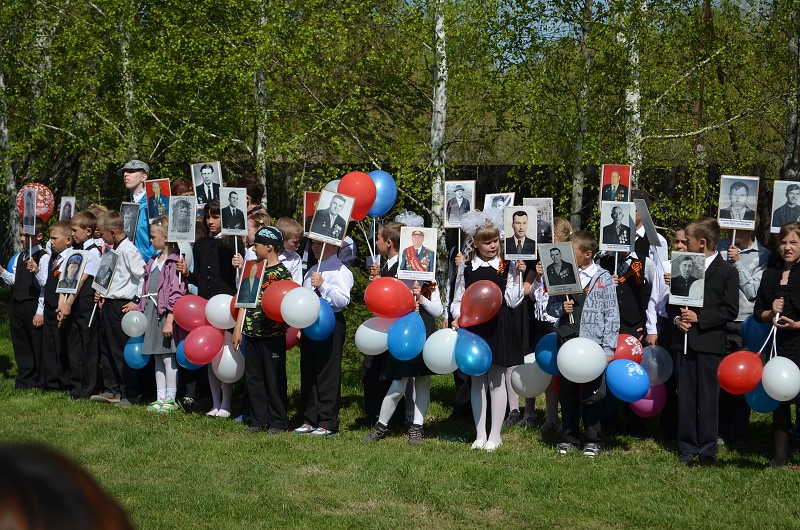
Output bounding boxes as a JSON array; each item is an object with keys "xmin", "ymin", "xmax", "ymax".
[
  {"xmin": 606, "ymin": 360, "xmax": 650, "ymax": 402},
  {"xmin": 534, "ymin": 332, "xmax": 559, "ymax": 375},
  {"xmin": 454, "ymin": 328, "xmax": 492, "ymax": 376},
  {"xmin": 303, "ymin": 298, "xmax": 335, "ymax": 341},
  {"xmin": 745, "ymin": 382, "xmax": 780, "ymax": 413},
  {"xmin": 367, "ymin": 170, "xmax": 397, "ymax": 218},
  {"xmin": 123, "ymin": 335, "xmax": 148, "ymax": 369},
  {"xmin": 7, "ymin": 252, "xmax": 20, "ymax": 274},
  {"xmin": 741, "ymin": 315, "xmax": 771, "ymax": 352},
  {"xmin": 388, "ymin": 312, "xmax": 426, "ymax": 361},
  {"xmin": 176, "ymin": 339, "xmax": 203, "ymax": 370}
]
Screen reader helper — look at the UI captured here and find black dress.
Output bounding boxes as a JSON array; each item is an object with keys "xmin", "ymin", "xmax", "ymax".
[
  {"xmin": 755, "ymin": 265, "xmax": 800, "ymax": 367},
  {"xmin": 382, "ymin": 282, "xmax": 438, "ymax": 380}
]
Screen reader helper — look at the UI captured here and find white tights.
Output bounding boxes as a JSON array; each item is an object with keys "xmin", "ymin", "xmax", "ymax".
[
  {"xmin": 378, "ymin": 376, "xmax": 431, "ymax": 426},
  {"xmin": 154, "ymin": 354, "xmax": 177, "ymax": 402},
  {"xmin": 208, "ymin": 367, "xmax": 232, "ymax": 414},
  {"xmin": 472, "ymin": 365, "xmax": 506, "ymax": 445}
]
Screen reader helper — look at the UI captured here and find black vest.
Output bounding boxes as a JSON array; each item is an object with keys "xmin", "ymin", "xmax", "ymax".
[
  {"xmin": 44, "ymin": 253, "xmax": 63, "ymax": 309},
  {"xmin": 12, "ymin": 249, "xmax": 45, "ymax": 303}
]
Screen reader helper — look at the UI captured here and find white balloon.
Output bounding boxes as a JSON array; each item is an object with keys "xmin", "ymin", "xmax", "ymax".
[
  {"xmin": 177, "ymin": 242, "xmax": 194, "ymax": 271},
  {"xmin": 121, "ymin": 310, "xmax": 148, "ymax": 337},
  {"xmin": 762, "ymin": 356, "xmax": 800, "ymax": 402},
  {"xmin": 324, "ymin": 179, "xmax": 340, "ymax": 192},
  {"xmin": 557, "ymin": 337, "xmax": 607, "ymax": 384},
  {"xmin": 422, "ymin": 328, "xmax": 458, "ymax": 374},
  {"xmin": 355, "ymin": 317, "xmax": 396, "ymax": 356},
  {"xmin": 212, "ymin": 336, "xmax": 245, "ymax": 384},
  {"xmin": 280, "ymin": 287, "xmax": 321, "ymax": 328},
  {"xmin": 205, "ymin": 294, "xmax": 236, "ymax": 329},
  {"xmin": 510, "ymin": 362, "xmax": 552, "ymax": 398}
]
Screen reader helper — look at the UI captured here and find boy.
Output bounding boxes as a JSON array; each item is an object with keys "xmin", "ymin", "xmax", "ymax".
[
  {"xmin": 0, "ymin": 220, "xmax": 47, "ymax": 389},
  {"xmin": 90, "ymin": 211, "xmax": 146, "ymax": 405},
  {"xmin": 668, "ymin": 218, "xmax": 738, "ymax": 466},
  {"xmin": 275, "ymin": 217, "xmax": 304, "ymax": 285},
  {"xmin": 548, "ymin": 231, "xmax": 619, "ymax": 457},
  {"xmin": 293, "ymin": 240, "xmax": 354, "ymax": 436},
  {"xmin": 232, "ymin": 226, "xmax": 293, "ymax": 433}
]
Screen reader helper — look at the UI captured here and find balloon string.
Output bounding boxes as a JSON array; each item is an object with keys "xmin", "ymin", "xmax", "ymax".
[
  {"xmin": 358, "ymin": 221, "xmax": 375, "ymax": 263},
  {"xmin": 759, "ymin": 324, "xmax": 777, "ymax": 358},
  {"xmin": 373, "ymin": 217, "xmax": 378, "ymax": 268}
]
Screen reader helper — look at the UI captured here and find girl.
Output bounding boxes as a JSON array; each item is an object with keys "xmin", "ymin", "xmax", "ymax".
[
  {"xmin": 450, "ymin": 209, "xmax": 525, "ymax": 451},
  {"xmin": 139, "ymin": 216, "xmax": 186, "ymax": 413}
]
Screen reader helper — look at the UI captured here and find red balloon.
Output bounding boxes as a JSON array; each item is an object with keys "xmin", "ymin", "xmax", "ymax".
[
  {"xmin": 16, "ymin": 183, "xmax": 55, "ymax": 222},
  {"xmin": 459, "ymin": 280, "xmax": 502, "ymax": 328},
  {"xmin": 286, "ymin": 327, "xmax": 300, "ymax": 350},
  {"xmin": 183, "ymin": 325, "xmax": 225, "ymax": 365},
  {"xmin": 262, "ymin": 280, "xmax": 300, "ymax": 322},
  {"xmin": 230, "ymin": 296, "xmax": 239, "ymax": 321},
  {"xmin": 173, "ymin": 294, "xmax": 209, "ymax": 331},
  {"xmin": 364, "ymin": 277, "xmax": 415, "ymax": 318},
  {"xmin": 718, "ymin": 350, "xmax": 763, "ymax": 395},
  {"xmin": 614, "ymin": 334, "xmax": 644, "ymax": 363},
  {"xmin": 337, "ymin": 171, "xmax": 376, "ymax": 221}
]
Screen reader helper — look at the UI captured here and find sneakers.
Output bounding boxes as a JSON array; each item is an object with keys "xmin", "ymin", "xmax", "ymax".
[
  {"xmin": 309, "ymin": 427, "xmax": 336, "ymax": 436},
  {"xmin": 484, "ymin": 440, "xmax": 501, "ymax": 452},
  {"xmin": 116, "ymin": 398, "xmax": 135, "ymax": 408},
  {"xmin": 407, "ymin": 424, "xmax": 423, "ymax": 445},
  {"xmin": 502, "ymin": 410, "xmax": 523, "ymax": 428},
  {"xmin": 293, "ymin": 423, "xmax": 316, "ymax": 434},
  {"xmin": 158, "ymin": 400, "xmax": 179, "ymax": 414},
  {"xmin": 583, "ymin": 443, "xmax": 602, "ymax": 458},
  {"xmin": 471, "ymin": 440, "xmax": 486, "ymax": 450},
  {"xmin": 146, "ymin": 400, "xmax": 164, "ymax": 413},
  {"xmin": 557, "ymin": 442, "xmax": 578, "ymax": 454},
  {"xmin": 90, "ymin": 391, "xmax": 120, "ymax": 403},
  {"xmin": 361, "ymin": 423, "xmax": 388, "ymax": 442}
]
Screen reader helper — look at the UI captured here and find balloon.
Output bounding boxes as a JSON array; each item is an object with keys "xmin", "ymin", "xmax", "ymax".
[
  {"xmin": 355, "ymin": 317, "xmax": 396, "ymax": 355},
  {"xmin": 6, "ymin": 252, "xmax": 20, "ymax": 273},
  {"xmin": 614, "ymin": 334, "xmax": 643, "ymax": 363},
  {"xmin": 454, "ymin": 328, "xmax": 492, "ymax": 377},
  {"xmin": 324, "ymin": 179, "xmax": 340, "ymax": 192},
  {"xmin": 176, "ymin": 339, "xmax": 203, "ymax": 370},
  {"xmin": 205, "ymin": 294, "xmax": 236, "ymax": 330},
  {"xmin": 367, "ymin": 170, "xmax": 397, "ymax": 218},
  {"xmin": 123, "ymin": 336, "xmax": 148, "ymax": 369},
  {"xmin": 173, "ymin": 294, "xmax": 208, "ymax": 331},
  {"xmin": 177, "ymin": 242, "xmax": 194, "ymax": 271},
  {"xmin": 422, "ymin": 328, "xmax": 458, "ymax": 374},
  {"xmin": 717, "ymin": 350, "xmax": 762, "ymax": 395},
  {"xmin": 458, "ymin": 280, "xmax": 503, "ymax": 328},
  {"xmin": 285, "ymin": 327, "xmax": 300, "ymax": 350},
  {"xmin": 640, "ymin": 345, "xmax": 673, "ymax": 386},
  {"xmin": 16, "ymin": 183, "xmax": 55, "ymax": 222},
  {"xmin": 556, "ymin": 337, "xmax": 607, "ymax": 384},
  {"xmin": 387, "ymin": 312, "xmax": 427, "ymax": 361},
  {"xmin": 510, "ymin": 362, "xmax": 552, "ymax": 398},
  {"xmin": 629, "ymin": 384, "xmax": 667, "ymax": 418},
  {"xmin": 262, "ymin": 280, "xmax": 300, "ymax": 322},
  {"xmin": 762, "ymin": 356, "xmax": 800, "ymax": 402},
  {"xmin": 338, "ymin": 171, "xmax": 376, "ymax": 221},
  {"xmin": 745, "ymin": 382, "xmax": 781, "ymax": 413},
  {"xmin": 606, "ymin": 360, "xmax": 650, "ymax": 402},
  {"xmin": 183, "ymin": 325, "xmax": 225, "ymax": 365},
  {"xmin": 280, "ymin": 287, "xmax": 321, "ymax": 328},
  {"xmin": 303, "ymin": 298, "xmax": 335, "ymax": 341},
  {"xmin": 534, "ymin": 332, "xmax": 559, "ymax": 375},
  {"xmin": 121, "ymin": 310, "xmax": 148, "ymax": 337},
  {"xmin": 741, "ymin": 315, "xmax": 772, "ymax": 352},
  {"xmin": 364, "ymin": 277, "xmax": 415, "ymax": 318},
  {"xmin": 211, "ymin": 336, "xmax": 245, "ymax": 383}
]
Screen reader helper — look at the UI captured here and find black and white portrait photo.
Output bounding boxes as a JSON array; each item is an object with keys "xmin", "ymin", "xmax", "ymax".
[
  {"xmin": 191, "ymin": 161, "xmax": 223, "ymax": 208},
  {"xmin": 397, "ymin": 226, "xmax": 437, "ymax": 282},
  {"xmin": 23, "ymin": 188, "xmax": 37, "ymax": 235},
  {"xmin": 92, "ymin": 249, "xmax": 119, "ymax": 297},
  {"xmin": 56, "ymin": 251, "xmax": 88, "ymax": 295},
  {"xmin": 717, "ymin": 175, "xmax": 758, "ymax": 230},
  {"xmin": 668, "ymin": 251, "xmax": 705, "ymax": 307},
  {"xmin": 219, "ymin": 187, "xmax": 247, "ymax": 236},
  {"xmin": 444, "ymin": 180, "xmax": 475, "ymax": 228},
  {"xmin": 168, "ymin": 196, "xmax": 196, "ymax": 242},
  {"xmin": 59, "ymin": 197, "xmax": 76, "ymax": 221},
  {"xmin": 484, "ymin": 192, "xmax": 515, "ymax": 211},
  {"xmin": 308, "ymin": 190, "xmax": 355, "ymax": 246},
  {"xmin": 771, "ymin": 180, "xmax": 800, "ymax": 233},
  {"xmin": 599, "ymin": 201, "xmax": 635, "ymax": 253},
  {"xmin": 504, "ymin": 206, "xmax": 537, "ymax": 260},
  {"xmin": 120, "ymin": 202, "xmax": 139, "ymax": 244},
  {"xmin": 522, "ymin": 198, "xmax": 554, "ymax": 243},
  {"xmin": 538, "ymin": 243, "xmax": 582, "ymax": 296}
]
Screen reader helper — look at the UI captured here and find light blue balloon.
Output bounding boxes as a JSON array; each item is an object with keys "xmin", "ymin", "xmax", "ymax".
[
  {"xmin": 367, "ymin": 170, "xmax": 397, "ymax": 218},
  {"xmin": 7, "ymin": 252, "xmax": 20, "ymax": 274},
  {"xmin": 534, "ymin": 332, "xmax": 559, "ymax": 375},
  {"xmin": 741, "ymin": 315, "xmax": 771, "ymax": 353},
  {"xmin": 454, "ymin": 328, "xmax": 492, "ymax": 376},
  {"xmin": 176, "ymin": 339, "xmax": 203, "ymax": 370},
  {"xmin": 123, "ymin": 335, "xmax": 148, "ymax": 369},
  {"xmin": 303, "ymin": 298, "xmax": 335, "ymax": 341},
  {"xmin": 387, "ymin": 312, "xmax": 426, "ymax": 361},
  {"xmin": 606, "ymin": 360, "xmax": 650, "ymax": 402},
  {"xmin": 745, "ymin": 382, "xmax": 780, "ymax": 413}
]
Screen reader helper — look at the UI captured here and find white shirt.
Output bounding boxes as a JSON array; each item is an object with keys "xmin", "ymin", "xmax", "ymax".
[
  {"xmin": 302, "ymin": 254, "xmax": 353, "ymax": 312},
  {"xmin": 279, "ymin": 250, "xmax": 304, "ymax": 285},
  {"xmin": 80, "ymin": 239, "xmax": 101, "ymax": 277},
  {"xmin": 105, "ymin": 238, "xmax": 146, "ymax": 300},
  {"xmin": 450, "ymin": 256, "xmax": 523, "ymax": 320},
  {"xmin": 704, "ymin": 251, "xmax": 719, "ymax": 271},
  {"xmin": 635, "ymin": 226, "xmax": 669, "ymax": 264},
  {"xmin": 579, "ymin": 261, "xmax": 598, "ymax": 289}
]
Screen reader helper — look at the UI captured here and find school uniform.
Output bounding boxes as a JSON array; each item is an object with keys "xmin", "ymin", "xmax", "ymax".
[{"xmin": 64, "ymin": 240, "xmax": 101, "ymax": 398}]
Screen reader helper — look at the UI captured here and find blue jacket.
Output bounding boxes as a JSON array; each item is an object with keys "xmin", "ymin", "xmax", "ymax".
[{"xmin": 135, "ymin": 194, "xmax": 156, "ymax": 261}]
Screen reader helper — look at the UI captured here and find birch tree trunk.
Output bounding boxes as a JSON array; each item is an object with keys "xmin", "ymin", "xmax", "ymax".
[
  {"xmin": 620, "ymin": 2, "xmax": 645, "ymax": 189},
  {"xmin": 571, "ymin": 0, "xmax": 592, "ymax": 229},
  {"xmin": 430, "ymin": 0, "xmax": 447, "ymax": 257},
  {"xmin": 120, "ymin": 5, "xmax": 138, "ymax": 158},
  {"xmin": 255, "ymin": 2, "xmax": 270, "ymax": 207},
  {"xmin": 783, "ymin": 7, "xmax": 800, "ymax": 181},
  {"xmin": 0, "ymin": 67, "xmax": 19, "ymax": 255}
]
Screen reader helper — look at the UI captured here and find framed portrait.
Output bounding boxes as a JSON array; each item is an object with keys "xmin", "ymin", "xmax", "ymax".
[
  {"xmin": 92, "ymin": 249, "xmax": 119, "ymax": 297},
  {"xmin": 668, "ymin": 251, "xmax": 706, "ymax": 308},
  {"xmin": 770, "ymin": 180, "xmax": 800, "ymax": 233},
  {"xmin": 397, "ymin": 226, "xmax": 437, "ymax": 282},
  {"xmin": 56, "ymin": 250, "xmax": 88, "ymax": 295},
  {"xmin": 120, "ymin": 202, "xmax": 139, "ymax": 244},
  {"xmin": 444, "ymin": 180, "xmax": 476, "ymax": 228},
  {"xmin": 307, "ymin": 190, "xmax": 355, "ymax": 246},
  {"xmin": 522, "ymin": 198, "xmax": 554, "ymax": 243},
  {"xmin": 191, "ymin": 161, "xmax": 223, "ymax": 208},
  {"xmin": 304, "ymin": 191, "xmax": 321, "ymax": 235},
  {"xmin": 23, "ymin": 188, "xmax": 37, "ymax": 235},
  {"xmin": 59, "ymin": 197, "xmax": 76, "ymax": 221},
  {"xmin": 600, "ymin": 164, "xmax": 632, "ymax": 203},
  {"xmin": 538, "ymin": 243, "xmax": 582, "ymax": 296},
  {"xmin": 145, "ymin": 178, "xmax": 171, "ymax": 222},
  {"xmin": 235, "ymin": 260, "xmax": 265, "ymax": 308},
  {"xmin": 633, "ymin": 198, "xmax": 661, "ymax": 248},
  {"xmin": 484, "ymin": 192, "xmax": 515, "ymax": 211},
  {"xmin": 599, "ymin": 201, "xmax": 635, "ymax": 253},
  {"xmin": 168, "ymin": 196, "xmax": 197, "ymax": 242},
  {"xmin": 219, "ymin": 187, "xmax": 247, "ymax": 236},
  {"xmin": 717, "ymin": 175, "xmax": 759, "ymax": 230},
  {"xmin": 504, "ymin": 206, "xmax": 537, "ymax": 260}
]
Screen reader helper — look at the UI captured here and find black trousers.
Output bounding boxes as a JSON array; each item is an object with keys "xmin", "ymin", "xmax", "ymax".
[
  {"xmin": 40, "ymin": 308, "xmax": 67, "ymax": 391},
  {"xmin": 675, "ymin": 347, "xmax": 723, "ymax": 457},
  {"xmin": 300, "ymin": 312, "xmax": 345, "ymax": 432},
  {"xmin": 362, "ymin": 352, "xmax": 392, "ymax": 418},
  {"xmin": 719, "ymin": 321, "xmax": 750, "ymax": 445},
  {"xmin": 560, "ymin": 375, "xmax": 604, "ymax": 445},
  {"xmin": 65, "ymin": 295, "xmax": 99, "ymax": 398},
  {"xmin": 10, "ymin": 299, "xmax": 42, "ymax": 390},
  {"xmin": 245, "ymin": 334, "xmax": 288, "ymax": 430},
  {"xmin": 99, "ymin": 299, "xmax": 137, "ymax": 399}
]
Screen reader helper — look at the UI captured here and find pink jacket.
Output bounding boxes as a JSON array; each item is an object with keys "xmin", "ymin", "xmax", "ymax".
[{"xmin": 136, "ymin": 250, "xmax": 187, "ymax": 316}]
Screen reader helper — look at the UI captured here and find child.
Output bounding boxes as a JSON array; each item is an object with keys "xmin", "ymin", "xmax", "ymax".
[
  {"xmin": 293, "ymin": 240, "xmax": 354, "ymax": 436},
  {"xmin": 450, "ymin": 210, "xmax": 526, "ymax": 451},
  {"xmin": 176, "ymin": 199, "xmax": 238, "ymax": 417},
  {"xmin": 0, "ymin": 219, "xmax": 47, "ymax": 389},
  {"xmin": 138, "ymin": 216, "xmax": 186, "ymax": 413},
  {"xmin": 275, "ymin": 217, "xmax": 304, "ymax": 285},
  {"xmin": 232, "ymin": 226, "xmax": 293, "ymax": 433},
  {"xmin": 547, "ymin": 231, "xmax": 619, "ymax": 457},
  {"xmin": 667, "ymin": 218, "xmax": 738, "ymax": 465},
  {"xmin": 90, "ymin": 211, "xmax": 146, "ymax": 405}
]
